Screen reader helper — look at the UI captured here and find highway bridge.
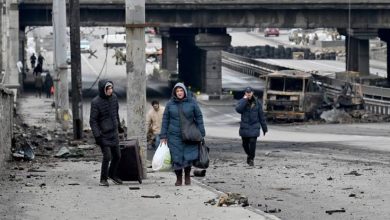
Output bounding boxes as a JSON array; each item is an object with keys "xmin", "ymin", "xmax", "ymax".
[{"xmin": 2, "ymin": 0, "xmax": 390, "ymax": 97}]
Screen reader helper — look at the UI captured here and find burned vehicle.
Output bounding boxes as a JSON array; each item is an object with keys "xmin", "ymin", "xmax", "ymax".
[{"xmin": 262, "ymin": 70, "xmax": 324, "ymax": 121}]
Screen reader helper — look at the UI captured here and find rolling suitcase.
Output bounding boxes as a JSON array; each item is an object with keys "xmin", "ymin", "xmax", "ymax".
[{"xmin": 117, "ymin": 139, "xmax": 143, "ymax": 184}]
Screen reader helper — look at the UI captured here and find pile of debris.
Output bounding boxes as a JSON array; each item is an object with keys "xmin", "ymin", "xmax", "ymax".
[
  {"xmin": 11, "ymin": 117, "xmax": 98, "ymax": 162},
  {"xmin": 205, "ymin": 192, "xmax": 249, "ymax": 207}
]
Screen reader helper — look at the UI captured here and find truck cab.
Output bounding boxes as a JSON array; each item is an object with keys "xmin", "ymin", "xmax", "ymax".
[{"xmin": 263, "ymin": 70, "xmax": 324, "ymax": 121}]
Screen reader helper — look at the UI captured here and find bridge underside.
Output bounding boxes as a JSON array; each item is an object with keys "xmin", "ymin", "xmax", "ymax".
[
  {"xmin": 19, "ymin": 4, "xmax": 390, "ymax": 29},
  {"xmin": 15, "ymin": 2, "xmax": 390, "ymax": 95}
]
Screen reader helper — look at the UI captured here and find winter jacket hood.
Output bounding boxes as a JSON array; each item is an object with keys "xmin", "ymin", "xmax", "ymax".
[
  {"xmin": 98, "ymin": 79, "xmax": 114, "ymax": 99},
  {"xmin": 172, "ymin": 82, "xmax": 188, "ymax": 101}
]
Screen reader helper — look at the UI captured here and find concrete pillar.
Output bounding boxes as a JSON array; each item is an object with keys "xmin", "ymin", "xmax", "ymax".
[
  {"xmin": 194, "ymin": 33, "xmax": 231, "ymax": 96},
  {"xmin": 7, "ymin": 3, "xmax": 19, "ymax": 87},
  {"xmin": 0, "ymin": 3, "xmax": 3, "ymax": 74},
  {"xmin": 346, "ymin": 37, "xmax": 359, "ymax": 72},
  {"xmin": 378, "ymin": 29, "xmax": 390, "ymax": 84},
  {"xmin": 346, "ymin": 29, "xmax": 377, "ymax": 76},
  {"xmin": 200, "ymin": 49, "xmax": 222, "ymax": 95},
  {"xmin": 19, "ymin": 27, "xmax": 25, "ymax": 92},
  {"xmin": 177, "ymin": 39, "xmax": 201, "ymax": 90},
  {"xmin": 357, "ymin": 39, "xmax": 369, "ymax": 76},
  {"xmin": 161, "ymin": 36, "xmax": 177, "ymax": 71},
  {"xmin": 346, "ymin": 37, "xmax": 370, "ymax": 75}
]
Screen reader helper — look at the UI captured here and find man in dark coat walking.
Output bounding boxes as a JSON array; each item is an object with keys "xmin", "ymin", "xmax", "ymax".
[
  {"xmin": 235, "ymin": 87, "xmax": 268, "ymax": 166},
  {"xmin": 37, "ymin": 53, "xmax": 45, "ymax": 67},
  {"xmin": 90, "ymin": 79, "xmax": 124, "ymax": 186},
  {"xmin": 30, "ymin": 53, "xmax": 37, "ymax": 69}
]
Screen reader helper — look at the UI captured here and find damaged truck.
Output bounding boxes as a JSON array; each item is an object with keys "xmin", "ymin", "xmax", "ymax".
[{"xmin": 262, "ymin": 70, "xmax": 324, "ymax": 121}]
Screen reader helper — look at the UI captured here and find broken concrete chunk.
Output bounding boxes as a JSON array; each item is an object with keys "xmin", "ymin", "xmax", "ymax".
[
  {"xmin": 141, "ymin": 195, "xmax": 161, "ymax": 198},
  {"xmin": 344, "ymin": 171, "xmax": 362, "ymax": 176},
  {"xmin": 326, "ymin": 209, "xmax": 346, "ymax": 215},
  {"xmin": 77, "ymin": 145, "xmax": 95, "ymax": 150},
  {"xmin": 55, "ymin": 147, "xmax": 71, "ymax": 158},
  {"xmin": 55, "ymin": 147, "xmax": 84, "ymax": 158}
]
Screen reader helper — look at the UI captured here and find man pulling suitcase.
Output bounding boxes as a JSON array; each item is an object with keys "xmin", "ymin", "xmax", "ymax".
[{"xmin": 90, "ymin": 79, "xmax": 125, "ymax": 186}]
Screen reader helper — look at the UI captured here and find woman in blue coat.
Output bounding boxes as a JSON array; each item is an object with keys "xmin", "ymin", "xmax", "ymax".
[
  {"xmin": 235, "ymin": 87, "xmax": 268, "ymax": 166},
  {"xmin": 160, "ymin": 83, "xmax": 205, "ymax": 186}
]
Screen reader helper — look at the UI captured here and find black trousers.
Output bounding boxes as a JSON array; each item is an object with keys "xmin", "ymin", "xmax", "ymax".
[
  {"xmin": 241, "ymin": 137, "xmax": 257, "ymax": 160},
  {"xmin": 100, "ymin": 145, "xmax": 121, "ymax": 181}
]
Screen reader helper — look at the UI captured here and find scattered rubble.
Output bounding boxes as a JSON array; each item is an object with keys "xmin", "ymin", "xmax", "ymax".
[
  {"xmin": 344, "ymin": 171, "xmax": 362, "ymax": 176},
  {"xmin": 325, "ymin": 209, "xmax": 346, "ymax": 215},
  {"xmin": 141, "ymin": 195, "xmax": 161, "ymax": 199},
  {"xmin": 129, "ymin": 187, "xmax": 140, "ymax": 190}
]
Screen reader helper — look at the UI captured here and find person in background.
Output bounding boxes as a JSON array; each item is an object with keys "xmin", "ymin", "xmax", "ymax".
[
  {"xmin": 146, "ymin": 100, "xmax": 165, "ymax": 149},
  {"xmin": 44, "ymin": 72, "xmax": 54, "ymax": 99},
  {"xmin": 235, "ymin": 87, "xmax": 268, "ymax": 166}
]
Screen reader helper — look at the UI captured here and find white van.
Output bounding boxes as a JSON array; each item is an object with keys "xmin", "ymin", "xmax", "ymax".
[{"xmin": 103, "ymin": 34, "xmax": 126, "ymax": 48}]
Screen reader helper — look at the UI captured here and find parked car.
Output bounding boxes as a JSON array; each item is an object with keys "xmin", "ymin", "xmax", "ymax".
[
  {"xmin": 80, "ymin": 39, "xmax": 90, "ymax": 53},
  {"xmin": 264, "ymin": 28, "xmax": 280, "ymax": 37},
  {"xmin": 288, "ymin": 28, "xmax": 303, "ymax": 41}
]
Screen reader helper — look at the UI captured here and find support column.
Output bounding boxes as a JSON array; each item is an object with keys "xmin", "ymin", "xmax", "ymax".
[
  {"xmin": 177, "ymin": 38, "xmax": 201, "ymax": 91},
  {"xmin": 7, "ymin": 3, "xmax": 19, "ymax": 87},
  {"xmin": 0, "ymin": 2, "xmax": 3, "ymax": 74},
  {"xmin": 357, "ymin": 39, "xmax": 369, "ymax": 76},
  {"xmin": 346, "ymin": 37, "xmax": 359, "ymax": 72},
  {"xmin": 53, "ymin": 0, "xmax": 70, "ymax": 124},
  {"xmin": 200, "ymin": 49, "xmax": 222, "ymax": 95},
  {"xmin": 194, "ymin": 32, "xmax": 231, "ymax": 96},
  {"xmin": 346, "ymin": 29, "xmax": 377, "ymax": 76},
  {"xmin": 378, "ymin": 29, "xmax": 390, "ymax": 84},
  {"xmin": 161, "ymin": 34, "xmax": 177, "ymax": 72},
  {"xmin": 125, "ymin": 0, "xmax": 147, "ymax": 178},
  {"xmin": 19, "ymin": 27, "xmax": 25, "ymax": 92}
]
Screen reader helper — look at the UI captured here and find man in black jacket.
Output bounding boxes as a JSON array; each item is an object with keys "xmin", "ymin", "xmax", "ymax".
[
  {"xmin": 90, "ymin": 79, "xmax": 124, "ymax": 186},
  {"xmin": 235, "ymin": 87, "xmax": 268, "ymax": 166}
]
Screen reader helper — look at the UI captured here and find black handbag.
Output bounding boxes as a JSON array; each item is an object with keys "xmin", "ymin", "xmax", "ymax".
[
  {"xmin": 178, "ymin": 104, "xmax": 202, "ymax": 143},
  {"xmin": 193, "ymin": 142, "xmax": 210, "ymax": 169}
]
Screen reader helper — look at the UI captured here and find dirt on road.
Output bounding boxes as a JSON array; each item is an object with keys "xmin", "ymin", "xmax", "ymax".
[{"xmin": 195, "ymin": 138, "xmax": 390, "ymax": 220}]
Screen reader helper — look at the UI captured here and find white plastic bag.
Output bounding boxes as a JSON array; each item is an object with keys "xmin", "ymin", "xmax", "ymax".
[{"xmin": 152, "ymin": 142, "xmax": 172, "ymax": 171}]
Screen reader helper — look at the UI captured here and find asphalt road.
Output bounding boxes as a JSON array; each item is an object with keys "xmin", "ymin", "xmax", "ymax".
[{"xmin": 25, "ymin": 27, "xmax": 390, "ymax": 220}]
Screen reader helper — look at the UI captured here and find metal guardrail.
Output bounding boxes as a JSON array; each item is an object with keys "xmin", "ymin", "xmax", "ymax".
[
  {"xmin": 222, "ymin": 51, "xmax": 291, "ymax": 77},
  {"xmin": 222, "ymin": 51, "xmax": 390, "ymax": 115}
]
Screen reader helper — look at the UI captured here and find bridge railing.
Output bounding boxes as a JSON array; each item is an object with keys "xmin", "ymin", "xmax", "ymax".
[{"xmin": 222, "ymin": 51, "xmax": 290, "ymax": 77}]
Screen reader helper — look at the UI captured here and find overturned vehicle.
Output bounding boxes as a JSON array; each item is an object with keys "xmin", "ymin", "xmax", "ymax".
[{"xmin": 262, "ymin": 70, "xmax": 324, "ymax": 121}]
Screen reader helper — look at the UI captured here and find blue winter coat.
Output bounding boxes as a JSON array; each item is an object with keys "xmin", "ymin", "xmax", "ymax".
[
  {"xmin": 235, "ymin": 97, "xmax": 268, "ymax": 137},
  {"xmin": 160, "ymin": 83, "xmax": 206, "ymax": 170}
]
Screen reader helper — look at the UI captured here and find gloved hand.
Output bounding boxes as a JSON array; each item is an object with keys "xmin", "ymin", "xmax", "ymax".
[
  {"xmin": 263, "ymin": 130, "xmax": 267, "ymax": 136},
  {"xmin": 118, "ymin": 126, "xmax": 125, "ymax": 134},
  {"xmin": 201, "ymin": 138, "xmax": 205, "ymax": 145},
  {"xmin": 95, "ymin": 137, "xmax": 102, "ymax": 146}
]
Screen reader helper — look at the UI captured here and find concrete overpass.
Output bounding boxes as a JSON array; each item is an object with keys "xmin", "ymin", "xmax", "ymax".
[
  {"xmin": 18, "ymin": 0, "xmax": 390, "ymax": 28},
  {"xmin": 3, "ymin": 0, "xmax": 390, "ymax": 97}
]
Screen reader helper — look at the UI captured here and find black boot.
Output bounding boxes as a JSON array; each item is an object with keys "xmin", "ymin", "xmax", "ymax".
[
  {"xmin": 184, "ymin": 167, "xmax": 191, "ymax": 185},
  {"xmin": 174, "ymin": 170, "xmax": 183, "ymax": 186}
]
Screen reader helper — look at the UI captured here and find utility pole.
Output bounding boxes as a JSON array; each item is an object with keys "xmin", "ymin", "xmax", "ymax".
[
  {"xmin": 52, "ymin": 0, "xmax": 69, "ymax": 125},
  {"xmin": 125, "ymin": 0, "xmax": 147, "ymax": 178},
  {"xmin": 69, "ymin": 0, "xmax": 83, "ymax": 139}
]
